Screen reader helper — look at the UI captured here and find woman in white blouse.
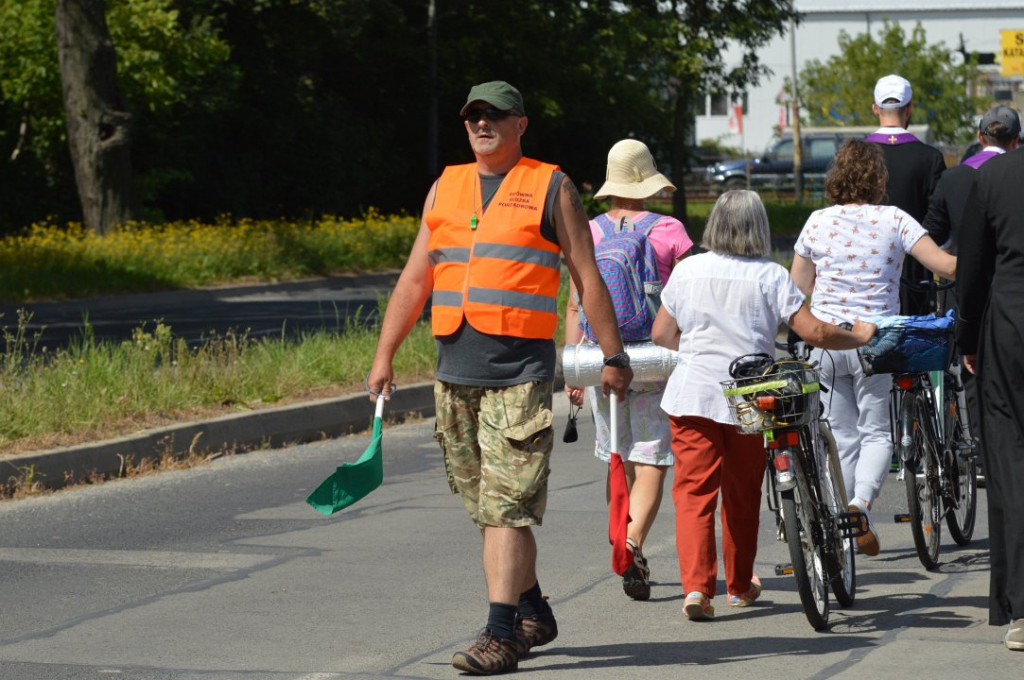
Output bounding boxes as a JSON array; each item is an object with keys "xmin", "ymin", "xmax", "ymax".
[
  {"xmin": 790, "ymin": 139, "xmax": 956, "ymax": 558},
  {"xmin": 652, "ymin": 190, "xmax": 874, "ymax": 621}
]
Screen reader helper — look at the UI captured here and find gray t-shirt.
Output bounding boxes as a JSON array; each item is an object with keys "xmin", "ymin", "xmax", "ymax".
[{"xmin": 434, "ymin": 170, "xmax": 564, "ymax": 387}]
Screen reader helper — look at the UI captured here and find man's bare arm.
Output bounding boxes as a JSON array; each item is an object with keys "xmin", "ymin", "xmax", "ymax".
[
  {"xmin": 553, "ymin": 175, "xmax": 631, "ymax": 398},
  {"xmin": 367, "ymin": 182, "xmax": 438, "ymax": 399}
]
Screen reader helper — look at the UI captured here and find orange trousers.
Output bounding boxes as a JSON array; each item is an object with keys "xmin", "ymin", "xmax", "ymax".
[{"xmin": 670, "ymin": 415, "xmax": 765, "ymax": 598}]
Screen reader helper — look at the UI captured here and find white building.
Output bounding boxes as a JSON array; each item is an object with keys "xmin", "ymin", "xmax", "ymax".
[{"xmin": 694, "ymin": 1, "xmax": 1024, "ymax": 154}]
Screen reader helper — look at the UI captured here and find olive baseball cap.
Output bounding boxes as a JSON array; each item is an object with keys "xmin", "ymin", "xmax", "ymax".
[{"xmin": 460, "ymin": 81, "xmax": 525, "ymax": 116}]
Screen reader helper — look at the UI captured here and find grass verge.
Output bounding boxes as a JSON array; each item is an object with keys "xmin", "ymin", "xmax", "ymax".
[{"xmin": 0, "ymin": 299, "xmax": 437, "ymax": 456}]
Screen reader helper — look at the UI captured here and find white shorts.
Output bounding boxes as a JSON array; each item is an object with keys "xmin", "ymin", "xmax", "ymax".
[{"xmin": 586, "ymin": 382, "xmax": 672, "ymax": 466}]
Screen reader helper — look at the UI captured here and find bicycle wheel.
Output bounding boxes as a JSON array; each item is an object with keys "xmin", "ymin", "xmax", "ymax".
[
  {"xmin": 819, "ymin": 422, "xmax": 855, "ymax": 606},
  {"xmin": 902, "ymin": 392, "xmax": 942, "ymax": 569},
  {"xmin": 943, "ymin": 382, "xmax": 977, "ymax": 545},
  {"xmin": 781, "ymin": 487, "xmax": 830, "ymax": 630}
]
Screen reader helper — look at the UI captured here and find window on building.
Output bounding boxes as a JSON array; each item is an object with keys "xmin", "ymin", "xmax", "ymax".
[{"xmin": 708, "ymin": 92, "xmax": 748, "ymax": 116}]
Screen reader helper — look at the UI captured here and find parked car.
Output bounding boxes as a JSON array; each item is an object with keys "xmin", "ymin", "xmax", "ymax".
[{"xmin": 704, "ymin": 125, "xmax": 933, "ymax": 192}]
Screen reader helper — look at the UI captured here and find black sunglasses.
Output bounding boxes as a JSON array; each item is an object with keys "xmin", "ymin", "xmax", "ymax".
[{"xmin": 463, "ymin": 107, "xmax": 520, "ymax": 124}]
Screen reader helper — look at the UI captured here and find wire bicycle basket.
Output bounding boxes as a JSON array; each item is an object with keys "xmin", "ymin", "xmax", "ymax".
[{"xmin": 721, "ymin": 361, "xmax": 821, "ymax": 434}]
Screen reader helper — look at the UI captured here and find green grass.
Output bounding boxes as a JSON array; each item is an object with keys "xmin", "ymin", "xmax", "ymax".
[
  {"xmin": 0, "ymin": 198, "xmax": 812, "ymax": 456},
  {"xmin": 0, "ymin": 212, "xmax": 420, "ymax": 303},
  {"xmin": 0, "ymin": 302, "xmax": 436, "ymax": 453}
]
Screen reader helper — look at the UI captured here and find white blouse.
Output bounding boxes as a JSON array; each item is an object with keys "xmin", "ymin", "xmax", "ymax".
[
  {"xmin": 659, "ymin": 251, "xmax": 805, "ymax": 424},
  {"xmin": 794, "ymin": 204, "xmax": 926, "ymax": 325}
]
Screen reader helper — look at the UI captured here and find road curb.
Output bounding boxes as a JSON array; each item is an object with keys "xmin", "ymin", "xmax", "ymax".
[{"xmin": 2, "ymin": 382, "xmax": 437, "ymax": 491}]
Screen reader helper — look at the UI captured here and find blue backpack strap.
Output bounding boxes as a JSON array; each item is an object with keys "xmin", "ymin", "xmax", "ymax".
[
  {"xmin": 593, "ymin": 213, "xmax": 617, "ymax": 239},
  {"xmin": 630, "ymin": 212, "xmax": 663, "ymax": 235}
]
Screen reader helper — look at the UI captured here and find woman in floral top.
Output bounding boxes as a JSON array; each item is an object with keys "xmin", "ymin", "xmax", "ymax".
[{"xmin": 790, "ymin": 139, "xmax": 956, "ymax": 557}]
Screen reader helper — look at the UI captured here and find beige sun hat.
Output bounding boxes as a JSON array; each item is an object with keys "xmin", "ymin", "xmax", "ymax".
[{"xmin": 593, "ymin": 139, "xmax": 676, "ymax": 200}]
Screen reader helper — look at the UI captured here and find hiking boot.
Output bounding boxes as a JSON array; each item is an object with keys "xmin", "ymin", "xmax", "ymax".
[
  {"xmin": 1006, "ymin": 619, "xmax": 1024, "ymax": 651},
  {"xmin": 514, "ymin": 610, "xmax": 558, "ymax": 657},
  {"xmin": 683, "ymin": 591, "xmax": 715, "ymax": 620},
  {"xmin": 728, "ymin": 574, "xmax": 762, "ymax": 607},
  {"xmin": 849, "ymin": 499, "xmax": 880, "ymax": 556},
  {"xmin": 622, "ymin": 546, "xmax": 651, "ymax": 601},
  {"xmin": 451, "ymin": 629, "xmax": 518, "ymax": 675}
]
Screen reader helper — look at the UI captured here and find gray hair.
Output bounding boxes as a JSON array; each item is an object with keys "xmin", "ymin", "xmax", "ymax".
[{"xmin": 700, "ymin": 190, "xmax": 771, "ymax": 258}]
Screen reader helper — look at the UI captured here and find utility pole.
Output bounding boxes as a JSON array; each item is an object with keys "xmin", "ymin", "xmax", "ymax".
[
  {"xmin": 426, "ymin": 0, "xmax": 438, "ymax": 180},
  {"xmin": 789, "ymin": 4, "xmax": 803, "ymax": 202}
]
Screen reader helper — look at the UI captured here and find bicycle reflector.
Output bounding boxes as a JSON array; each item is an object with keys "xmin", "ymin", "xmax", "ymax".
[
  {"xmin": 895, "ymin": 375, "xmax": 916, "ymax": 391},
  {"xmin": 766, "ymin": 430, "xmax": 800, "ymax": 450},
  {"xmin": 773, "ymin": 451, "xmax": 796, "ymax": 490}
]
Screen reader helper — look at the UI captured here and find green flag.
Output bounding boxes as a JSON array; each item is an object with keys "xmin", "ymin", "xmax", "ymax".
[{"xmin": 306, "ymin": 398, "xmax": 385, "ymax": 516}]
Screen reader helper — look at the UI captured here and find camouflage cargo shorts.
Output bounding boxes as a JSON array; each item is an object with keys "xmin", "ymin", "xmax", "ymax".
[{"xmin": 433, "ymin": 380, "xmax": 554, "ymax": 528}]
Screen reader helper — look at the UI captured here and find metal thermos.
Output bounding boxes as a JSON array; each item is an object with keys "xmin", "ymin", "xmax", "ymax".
[{"xmin": 561, "ymin": 341, "xmax": 678, "ymax": 387}]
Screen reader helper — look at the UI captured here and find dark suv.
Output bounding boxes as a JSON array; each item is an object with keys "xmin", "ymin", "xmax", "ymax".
[{"xmin": 704, "ymin": 126, "xmax": 932, "ymax": 192}]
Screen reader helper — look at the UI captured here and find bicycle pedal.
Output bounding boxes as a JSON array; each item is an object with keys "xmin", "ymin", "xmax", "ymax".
[
  {"xmin": 836, "ymin": 511, "xmax": 867, "ymax": 539},
  {"xmin": 894, "ymin": 513, "xmax": 912, "ymax": 523},
  {"xmin": 775, "ymin": 563, "xmax": 794, "ymax": 576}
]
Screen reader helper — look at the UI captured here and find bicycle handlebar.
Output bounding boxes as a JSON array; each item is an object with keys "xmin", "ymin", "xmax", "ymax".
[{"xmin": 901, "ymin": 277, "xmax": 956, "ymax": 293}]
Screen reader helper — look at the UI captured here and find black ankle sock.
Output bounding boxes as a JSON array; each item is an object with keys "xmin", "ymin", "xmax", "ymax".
[
  {"xmin": 517, "ymin": 581, "xmax": 551, "ymax": 618},
  {"xmin": 486, "ymin": 602, "xmax": 518, "ymax": 641}
]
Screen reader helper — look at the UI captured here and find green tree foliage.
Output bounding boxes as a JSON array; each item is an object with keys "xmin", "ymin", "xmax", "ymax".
[
  {"xmin": 0, "ymin": 0, "xmax": 231, "ymax": 229},
  {"xmin": 798, "ymin": 21, "xmax": 983, "ymax": 144},
  {"xmin": 0, "ymin": 0, "xmax": 797, "ymax": 231},
  {"xmin": 622, "ymin": 1, "xmax": 796, "ymax": 219}
]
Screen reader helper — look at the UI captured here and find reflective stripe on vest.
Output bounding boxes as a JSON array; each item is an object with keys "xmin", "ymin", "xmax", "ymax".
[{"xmin": 425, "ymin": 158, "xmax": 560, "ymax": 339}]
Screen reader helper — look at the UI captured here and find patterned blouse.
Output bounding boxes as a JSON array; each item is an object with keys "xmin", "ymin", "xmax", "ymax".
[{"xmin": 794, "ymin": 204, "xmax": 926, "ymax": 325}]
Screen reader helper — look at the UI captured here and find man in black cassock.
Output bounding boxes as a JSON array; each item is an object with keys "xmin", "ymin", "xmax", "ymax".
[
  {"xmin": 957, "ymin": 144, "xmax": 1024, "ymax": 652},
  {"xmin": 865, "ymin": 74, "xmax": 946, "ymax": 315},
  {"xmin": 924, "ymin": 106, "xmax": 1021, "ymax": 252},
  {"xmin": 924, "ymin": 106, "xmax": 1021, "ymax": 479}
]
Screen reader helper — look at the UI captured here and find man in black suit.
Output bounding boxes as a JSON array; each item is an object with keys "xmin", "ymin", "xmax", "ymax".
[
  {"xmin": 865, "ymin": 74, "xmax": 946, "ymax": 315},
  {"xmin": 923, "ymin": 105, "xmax": 1021, "ymax": 252},
  {"xmin": 924, "ymin": 105, "xmax": 1020, "ymax": 484},
  {"xmin": 957, "ymin": 145, "xmax": 1024, "ymax": 652}
]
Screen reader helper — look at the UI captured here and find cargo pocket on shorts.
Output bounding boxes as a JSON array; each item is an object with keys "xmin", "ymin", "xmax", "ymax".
[
  {"xmin": 501, "ymin": 407, "xmax": 554, "ymax": 501},
  {"xmin": 434, "ymin": 422, "xmax": 460, "ymax": 495}
]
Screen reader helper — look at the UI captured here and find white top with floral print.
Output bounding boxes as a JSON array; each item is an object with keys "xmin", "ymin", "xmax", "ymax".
[{"xmin": 794, "ymin": 203, "xmax": 926, "ymax": 325}]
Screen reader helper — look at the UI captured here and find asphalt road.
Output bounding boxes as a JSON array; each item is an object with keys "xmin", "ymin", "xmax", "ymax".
[
  {"xmin": 0, "ymin": 396, "xmax": 1014, "ymax": 680},
  {"xmin": 0, "ymin": 272, "xmax": 402, "ymax": 350}
]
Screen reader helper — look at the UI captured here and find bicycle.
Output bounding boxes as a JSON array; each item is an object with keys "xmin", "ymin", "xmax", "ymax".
[
  {"xmin": 857, "ymin": 281, "xmax": 979, "ymax": 570},
  {"xmin": 722, "ymin": 347, "xmax": 860, "ymax": 631}
]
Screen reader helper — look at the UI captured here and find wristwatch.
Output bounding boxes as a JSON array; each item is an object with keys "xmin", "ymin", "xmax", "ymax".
[{"xmin": 603, "ymin": 351, "xmax": 631, "ymax": 369}]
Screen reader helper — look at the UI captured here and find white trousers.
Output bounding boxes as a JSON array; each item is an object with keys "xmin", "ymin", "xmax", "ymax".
[{"xmin": 811, "ymin": 348, "xmax": 892, "ymax": 505}]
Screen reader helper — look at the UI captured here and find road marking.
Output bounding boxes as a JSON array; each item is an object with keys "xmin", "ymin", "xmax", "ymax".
[{"xmin": 0, "ymin": 548, "xmax": 269, "ymax": 570}]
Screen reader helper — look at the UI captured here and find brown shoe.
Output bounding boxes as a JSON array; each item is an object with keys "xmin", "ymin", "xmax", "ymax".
[
  {"xmin": 514, "ymin": 610, "xmax": 558, "ymax": 657},
  {"xmin": 849, "ymin": 501, "xmax": 880, "ymax": 556},
  {"xmin": 622, "ymin": 546, "xmax": 651, "ymax": 601},
  {"xmin": 451, "ymin": 629, "xmax": 518, "ymax": 675}
]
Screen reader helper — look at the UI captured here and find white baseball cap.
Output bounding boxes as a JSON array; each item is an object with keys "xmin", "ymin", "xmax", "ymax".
[{"xmin": 874, "ymin": 74, "xmax": 912, "ymax": 109}]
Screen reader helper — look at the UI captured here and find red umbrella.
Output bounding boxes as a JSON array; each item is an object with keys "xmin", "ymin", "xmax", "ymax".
[{"xmin": 607, "ymin": 392, "xmax": 632, "ymax": 575}]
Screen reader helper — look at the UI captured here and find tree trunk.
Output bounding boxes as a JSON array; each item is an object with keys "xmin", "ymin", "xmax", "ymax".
[
  {"xmin": 55, "ymin": 0, "xmax": 136, "ymax": 234},
  {"xmin": 670, "ymin": 90, "xmax": 693, "ymax": 226}
]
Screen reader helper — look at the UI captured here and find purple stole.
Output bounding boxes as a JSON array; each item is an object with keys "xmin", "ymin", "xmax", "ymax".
[
  {"xmin": 865, "ymin": 131, "xmax": 922, "ymax": 146},
  {"xmin": 961, "ymin": 150, "xmax": 1000, "ymax": 169}
]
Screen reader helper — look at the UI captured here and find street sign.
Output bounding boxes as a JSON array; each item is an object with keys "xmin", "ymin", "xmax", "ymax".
[{"xmin": 1001, "ymin": 30, "xmax": 1024, "ymax": 76}]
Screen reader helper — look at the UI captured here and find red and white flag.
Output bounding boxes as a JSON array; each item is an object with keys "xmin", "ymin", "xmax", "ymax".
[{"xmin": 729, "ymin": 104, "xmax": 744, "ymax": 135}]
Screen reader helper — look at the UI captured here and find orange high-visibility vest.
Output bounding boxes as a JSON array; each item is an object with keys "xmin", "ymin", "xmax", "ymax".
[{"xmin": 426, "ymin": 158, "xmax": 561, "ymax": 339}]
